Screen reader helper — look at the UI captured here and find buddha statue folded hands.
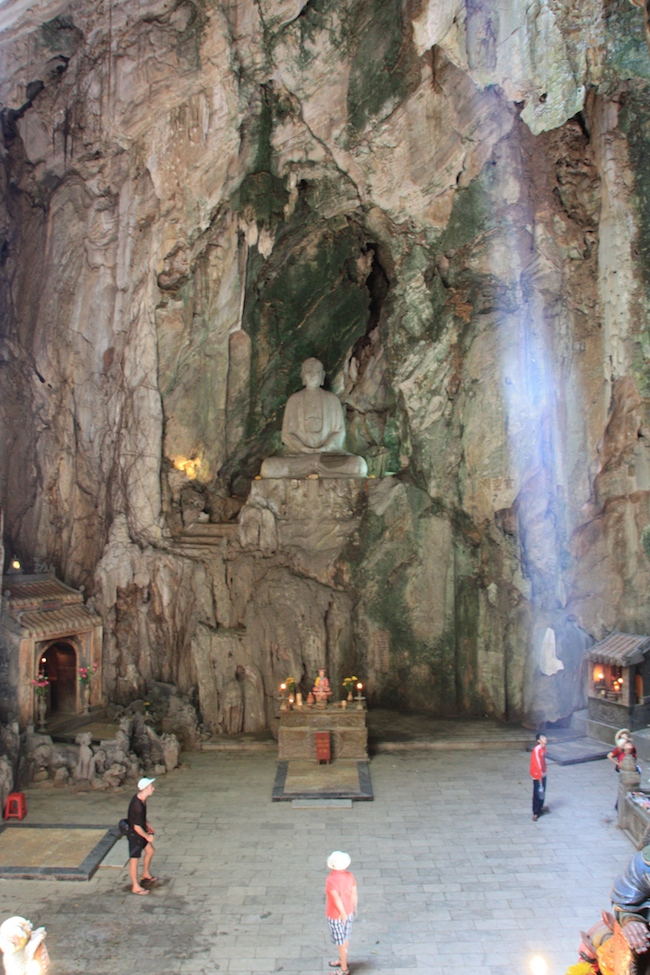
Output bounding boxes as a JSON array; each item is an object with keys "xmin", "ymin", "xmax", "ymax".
[{"xmin": 260, "ymin": 358, "xmax": 367, "ymax": 479}]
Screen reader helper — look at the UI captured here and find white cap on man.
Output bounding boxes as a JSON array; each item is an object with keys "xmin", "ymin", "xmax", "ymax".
[{"xmin": 138, "ymin": 777, "xmax": 155, "ymax": 790}]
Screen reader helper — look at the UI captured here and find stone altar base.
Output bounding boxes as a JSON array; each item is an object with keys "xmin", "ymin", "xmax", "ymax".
[
  {"xmin": 272, "ymin": 760, "xmax": 373, "ymax": 801},
  {"xmin": 274, "ymin": 705, "xmax": 371, "ymax": 801},
  {"xmin": 277, "ymin": 704, "xmax": 368, "ymax": 761}
]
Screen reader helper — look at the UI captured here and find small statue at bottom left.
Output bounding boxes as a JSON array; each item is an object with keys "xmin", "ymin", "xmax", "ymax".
[{"xmin": 0, "ymin": 916, "xmax": 50, "ymax": 975}]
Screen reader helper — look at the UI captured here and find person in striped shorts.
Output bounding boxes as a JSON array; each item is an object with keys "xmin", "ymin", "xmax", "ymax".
[{"xmin": 325, "ymin": 851, "xmax": 358, "ymax": 975}]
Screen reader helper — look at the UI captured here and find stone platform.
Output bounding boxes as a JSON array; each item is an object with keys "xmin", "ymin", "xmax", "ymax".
[
  {"xmin": 277, "ymin": 704, "xmax": 368, "ymax": 761},
  {"xmin": 543, "ymin": 736, "xmax": 610, "ymax": 766},
  {"xmin": 0, "ymin": 823, "xmax": 118, "ymax": 880},
  {"xmin": 272, "ymin": 759, "xmax": 373, "ymax": 801}
]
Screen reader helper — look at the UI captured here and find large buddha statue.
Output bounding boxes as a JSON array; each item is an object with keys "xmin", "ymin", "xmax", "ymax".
[{"xmin": 260, "ymin": 358, "xmax": 367, "ymax": 478}]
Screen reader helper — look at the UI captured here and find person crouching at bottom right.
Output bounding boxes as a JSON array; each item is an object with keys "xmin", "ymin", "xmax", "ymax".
[{"xmin": 325, "ymin": 851, "xmax": 358, "ymax": 974}]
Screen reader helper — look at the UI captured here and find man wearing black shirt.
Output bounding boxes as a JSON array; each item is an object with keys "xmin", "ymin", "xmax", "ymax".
[{"xmin": 127, "ymin": 776, "xmax": 156, "ymax": 895}]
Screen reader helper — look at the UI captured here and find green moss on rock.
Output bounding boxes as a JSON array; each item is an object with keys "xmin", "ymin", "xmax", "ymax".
[
  {"xmin": 620, "ymin": 90, "xmax": 650, "ymax": 299},
  {"xmin": 346, "ymin": 0, "xmax": 421, "ymax": 138},
  {"xmin": 40, "ymin": 15, "xmax": 82, "ymax": 57},
  {"xmin": 231, "ymin": 220, "xmax": 373, "ymax": 471},
  {"xmin": 235, "ymin": 172, "xmax": 289, "ymax": 228},
  {"xmin": 603, "ymin": 0, "xmax": 650, "ymax": 84},
  {"xmin": 642, "ymin": 525, "xmax": 650, "ymax": 560},
  {"xmin": 349, "ymin": 482, "xmax": 460, "ymax": 714},
  {"xmin": 454, "ymin": 574, "xmax": 482, "ymax": 714},
  {"xmin": 231, "ymin": 86, "xmax": 291, "ymax": 228},
  {"xmin": 440, "ymin": 168, "xmax": 494, "ymax": 255},
  {"xmin": 280, "ymin": 0, "xmax": 350, "ymax": 69},
  {"xmin": 619, "ymin": 87, "xmax": 650, "ymax": 393}
]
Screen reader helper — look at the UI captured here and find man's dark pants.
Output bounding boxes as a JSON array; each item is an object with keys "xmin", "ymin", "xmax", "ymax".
[{"xmin": 532, "ymin": 776, "xmax": 546, "ymax": 817}]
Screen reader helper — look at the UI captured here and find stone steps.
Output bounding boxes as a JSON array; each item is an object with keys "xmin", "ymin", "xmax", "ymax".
[{"xmin": 171, "ymin": 522, "xmax": 239, "ymax": 547}]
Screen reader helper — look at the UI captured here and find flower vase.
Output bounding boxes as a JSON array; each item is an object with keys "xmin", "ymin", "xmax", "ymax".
[
  {"xmin": 347, "ymin": 691, "xmax": 354, "ymax": 702},
  {"xmin": 82, "ymin": 683, "xmax": 90, "ymax": 713},
  {"xmin": 37, "ymin": 695, "xmax": 46, "ymax": 732}
]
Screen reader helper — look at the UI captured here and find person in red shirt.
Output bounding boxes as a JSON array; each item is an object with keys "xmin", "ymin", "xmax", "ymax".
[
  {"xmin": 530, "ymin": 733, "xmax": 547, "ymax": 821},
  {"xmin": 608, "ymin": 728, "xmax": 637, "ymax": 769},
  {"xmin": 325, "ymin": 851, "xmax": 358, "ymax": 975}
]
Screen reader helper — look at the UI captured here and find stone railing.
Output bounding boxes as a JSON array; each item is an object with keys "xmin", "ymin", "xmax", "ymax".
[{"xmin": 618, "ymin": 754, "xmax": 650, "ymax": 847}]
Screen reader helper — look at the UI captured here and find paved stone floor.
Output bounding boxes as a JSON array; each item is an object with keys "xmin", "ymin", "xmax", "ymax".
[{"xmin": 0, "ymin": 745, "xmax": 637, "ymax": 975}]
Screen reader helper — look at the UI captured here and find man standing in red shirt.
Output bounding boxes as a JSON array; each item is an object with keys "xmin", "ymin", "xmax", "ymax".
[
  {"xmin": 530, "ymin": 733, "xmax": 547, "ymax": 821},
  {"xmin": 325, "ymin": 851, "xmax": 358, "ymax": 975}
]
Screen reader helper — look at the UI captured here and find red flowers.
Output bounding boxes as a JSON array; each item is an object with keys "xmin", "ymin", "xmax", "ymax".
[{"xmin": 31, "ymin": 672, "xmax": 49, "ymax": 697}]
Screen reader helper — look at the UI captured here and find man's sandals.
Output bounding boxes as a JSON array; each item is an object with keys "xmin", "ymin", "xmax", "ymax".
[{"xmin": 132, "ymin": 876, "xmax": 159, "ymax": 894}]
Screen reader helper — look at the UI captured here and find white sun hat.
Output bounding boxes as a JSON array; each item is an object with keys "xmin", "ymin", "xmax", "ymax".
[{"xmin": 327, "ymin": 851, "xmax": 351, "ymax": 871}]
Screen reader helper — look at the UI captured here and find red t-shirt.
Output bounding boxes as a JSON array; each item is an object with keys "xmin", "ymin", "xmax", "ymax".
[
  {"xmin": 325, "ymin": 870, "xmax": 356, "ymax": 919},
  {"xmin": 529, "ymin": 743, "xmax": 547, "ymax": 780}
]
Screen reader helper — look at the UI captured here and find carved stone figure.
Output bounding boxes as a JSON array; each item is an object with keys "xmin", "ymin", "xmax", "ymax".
[
  {"xmin": 611, "ymin": 844, "xmax": 650, "ymax": 954},
  {"xmin": 0, "ymin": 916, "xmax": 49, "ymax": 975},
  {"xmin": 116, "ymin": 716, "xmax": 133, "ymax": 752},
  {"xmin": 160, "ymin": 733, "xmax": 181, "ymax": 772},
  {"xmin": 0, "ymin": 757, "xmax": 13, "ymax": 814},
  {"xmin": 260, "ymin": 358, "xmax": 367, "ymax": 478},
  {"xmin": 240, "ymin": 664, "xmax": 266, "ymax": 733},
  {"xmin": 74, "ymin": 732, "xmax": 95, "ymax": 782},
  {"xmin": 0, "ymin": 723, "xmax": 20, "ymax": 769},
  {"xmin": 220, "ymin": 679, "xmax": 244, "ymax": 734}
]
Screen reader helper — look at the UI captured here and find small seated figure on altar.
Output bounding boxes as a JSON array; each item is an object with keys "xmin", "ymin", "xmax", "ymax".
[
  {"xmin": 260, "ymin": 358, "xmax": 367, "ymax": 479},
  {"xmin": 312, "ymin": 668, "xmax": 331, "ymax": 706}
]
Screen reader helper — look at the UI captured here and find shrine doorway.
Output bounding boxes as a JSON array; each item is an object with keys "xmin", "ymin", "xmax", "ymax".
[{"xmin": 40, "ymin": 641, "xmax": 78, "ymax": 715}]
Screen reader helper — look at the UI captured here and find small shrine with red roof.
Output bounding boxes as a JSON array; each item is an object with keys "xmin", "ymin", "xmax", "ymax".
[
  {"xmin": 585, "ymin": 631, "xmax": 650, "ymax": 740},
  {"xmin": 0, "ymin": 570, "xmax": 103, "ymax": 729}
]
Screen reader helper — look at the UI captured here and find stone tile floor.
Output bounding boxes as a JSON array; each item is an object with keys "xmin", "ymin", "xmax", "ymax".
[{"xmin": 0, "ymin": 744, "xmax": 637, "ymax": 975}]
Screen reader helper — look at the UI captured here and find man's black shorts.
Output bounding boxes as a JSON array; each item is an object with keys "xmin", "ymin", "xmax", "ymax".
[{"xmin": 128, "ymin": 832, "xmax": 147, "ymax": 859}]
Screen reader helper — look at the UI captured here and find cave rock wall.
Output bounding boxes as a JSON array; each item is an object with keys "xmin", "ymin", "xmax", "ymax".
[{"xmin": 1, "ymin": 0, "xmax": 650, "ymax": 726}]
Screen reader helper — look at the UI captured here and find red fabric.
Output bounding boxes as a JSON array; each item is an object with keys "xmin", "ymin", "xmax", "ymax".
[
  {"xmin": 611, "ymin": 744, "xmax": 637, "ymax": 765},
  {"xmin": 325, "ymin": 870, "xmax": 356, "ymax": 918},
  {"xmin": 529, "ymin": 742, "xmax": 547, "ymax": 780}
]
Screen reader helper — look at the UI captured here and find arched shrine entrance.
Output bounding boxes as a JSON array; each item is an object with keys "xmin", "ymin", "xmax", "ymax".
[
  {"xmin": 39, "ymin": 641, "xmax": 78, "ymax": 715},
  {"xmin": 0, "ymin": 572, "xmax": 103, "ymax": 728}
]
